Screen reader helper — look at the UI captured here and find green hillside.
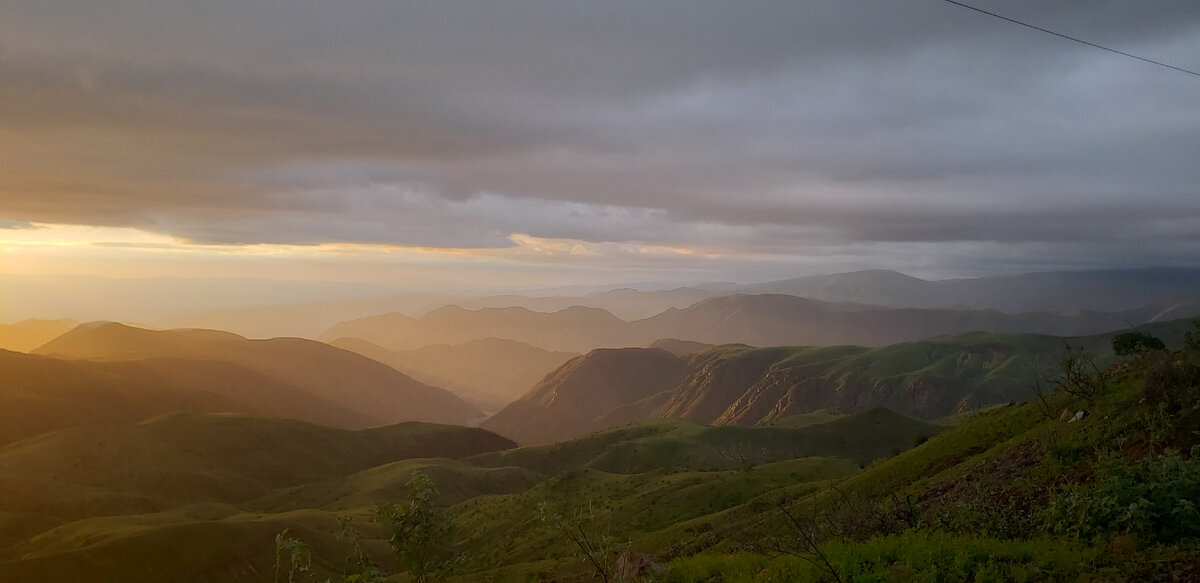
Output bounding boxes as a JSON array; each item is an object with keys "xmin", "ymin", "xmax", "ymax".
[
  {"xmin": 0, "ymin": 415, "xmax": 514, "ymax": 547},
  {"xmin": 2, "ymin": 321, "xmax": 1196, "ymax": 582},
  {"xmin": 485, "ymin": 319, "xmax": 1200, "ymax": 444},
  {"xmin": 0, "ymin": 404, "xmax": 937, "ymax": 582}
]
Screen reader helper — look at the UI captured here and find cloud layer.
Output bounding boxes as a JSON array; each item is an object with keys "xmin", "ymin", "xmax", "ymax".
[{"xmin": 2, "ymin": 0, "xmax": 1199, "ymax": 277}]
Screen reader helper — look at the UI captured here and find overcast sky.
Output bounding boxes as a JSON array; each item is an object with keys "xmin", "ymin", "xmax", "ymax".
[{"xmin": 2, "ymin": 0, "xmax": 1199, "ymax": 288}]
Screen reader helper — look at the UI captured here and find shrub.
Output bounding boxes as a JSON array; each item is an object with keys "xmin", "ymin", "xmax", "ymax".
[
  {"xmin": 1112, "ymin": 332, "xmax": 1166, "ymax": 359},
  {"xmin": 376, "ymin": 472, "xmax": 459, "ymax": 583},
  {"xmin": 1043, "ymin": 450, "xmax": 1200, "ymax": 543}
]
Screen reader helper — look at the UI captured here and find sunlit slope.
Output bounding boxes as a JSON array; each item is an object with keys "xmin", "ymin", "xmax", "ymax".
[{"xmin": 34, "ymin": 322, "xmax": 482, "ymax": 426}]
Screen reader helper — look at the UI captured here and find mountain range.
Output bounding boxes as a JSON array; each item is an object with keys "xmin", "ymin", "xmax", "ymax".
[
  {"xmin": 156, "ymin": 268, "xmax": 1200, "ymax": 340},
  {"xmin": 29, "ymin": 322, "xmax": 482, "ymax": 428},
  {"xmin": 324, "ymin": 292, "xmax": 1198, "ymax": 356},
  {"xmin": 481, "ymin": 318, "xmax": 1196, "ymax": 444},
  {"xmin": 743, "ymin": 268, "xmax": 1200, "ymax": 313}
]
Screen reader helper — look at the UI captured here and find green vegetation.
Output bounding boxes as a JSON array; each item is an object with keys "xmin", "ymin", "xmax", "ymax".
[
  {"xmin": 376, "ymin": 473, "xmax": 458, "ymax": 583},
  {"xmin": 3, "ymin": 319, "xmax": 1198, "ymax": 582},
  {"xmin": 654, "ymin": 320, "xmax": 1200, "ymax": 582},
  {"xmin": 1112, "ymin": 330, "xmax": 1167, "ymax": 359}
]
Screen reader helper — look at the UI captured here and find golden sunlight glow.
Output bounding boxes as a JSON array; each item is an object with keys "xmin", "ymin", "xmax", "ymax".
[{"xmin": 0, "ymin": 224, "xmax": 733, "ymax": 281}]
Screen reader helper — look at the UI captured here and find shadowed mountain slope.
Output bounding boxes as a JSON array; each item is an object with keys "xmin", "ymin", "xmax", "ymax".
[
  {"xmin": 0, "ymin": 414, "xmax": 514, "ymax": 511},
  {"xmin": 481, "ymin": 348, "xmax": 688, "ymax": 445},
  {"xmin": 33, "ymin": 323, "xmax": 482, "ymax": 427}
]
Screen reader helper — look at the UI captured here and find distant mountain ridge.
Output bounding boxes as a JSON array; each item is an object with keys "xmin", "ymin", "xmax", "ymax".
[
  {"xmin": 743, "ymin": 268, "xmax": 1200, "ymax": 313},
  {"xmin": 157, "ymin": 268, "xmax": 1200, "ymax": 339},
  {"xmin": 325, "ymin": 292, "xmax": 1198, "ymax": 355}
]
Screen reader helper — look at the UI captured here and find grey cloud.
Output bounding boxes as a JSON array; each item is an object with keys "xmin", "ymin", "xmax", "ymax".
[{"xmin": 1, "ymin": 0, "xmax": 1198, "ymax": 273}]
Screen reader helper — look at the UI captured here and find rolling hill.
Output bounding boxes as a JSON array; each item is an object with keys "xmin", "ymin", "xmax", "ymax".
[
  {"xmin": 0, "ymin": 349, "xmax": 253, "ymax": 444},
  {"xmin": 33, "ymin": 322, "xmax": 483, "ymax": 427},
  {"xmin": 0, "ymin": 406, "xmax": 933, "ymax": 582},
  {"xmin": 0, "ymin": 414, "xmax": 515, "ymax": 516},
  {"xmin": 0, "ymin": 414, "xmax": 517, "ymax": 581}
]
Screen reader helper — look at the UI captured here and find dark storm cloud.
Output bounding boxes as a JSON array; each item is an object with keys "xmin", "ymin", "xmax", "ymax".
[{"xmin": 1, "ymin": 0, "xmax": 1198, "ymax": 270}]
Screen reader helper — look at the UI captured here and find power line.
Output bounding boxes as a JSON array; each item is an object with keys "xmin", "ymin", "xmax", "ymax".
[{"xmin": 939, "ymin": 0, "xmax": 1200, "ymax": 79}]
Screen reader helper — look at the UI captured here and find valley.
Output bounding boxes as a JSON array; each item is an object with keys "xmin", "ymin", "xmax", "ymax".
[{"xmin": 2, "ymin": 274, "xmax": 1198, "ymax": 581}]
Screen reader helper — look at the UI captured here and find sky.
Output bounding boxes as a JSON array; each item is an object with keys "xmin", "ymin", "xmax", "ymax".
[{"xmin": 2, "ymin": 0, "xmax": 1199, "ymax": 294}]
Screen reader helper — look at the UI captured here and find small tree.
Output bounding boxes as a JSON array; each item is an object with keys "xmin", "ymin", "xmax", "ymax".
[
  {"xmin": 274, "ymin": 529, "xmax": 313, "ymax": 583},
  {"xmin": 747, "ymin": 495, "xmax": 848, "ymax": 583},
  {"xmin": 1112, "ymin": 331, "xmax": 1166, "ymax": 359},
  {"xmin": 538, "ymin": 502, "xmax": 623, "ymax": 583},
  {"xmin": 376, "ymin": 472, "xmax": 458, "ymax": 583},
  {"xmin": 335, "ymin": 515, "xmax": 388, "ymax": 583},
  {"xmin": 1055, "ymin": 344, "xmax": 1108, "ymax": 402}
]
